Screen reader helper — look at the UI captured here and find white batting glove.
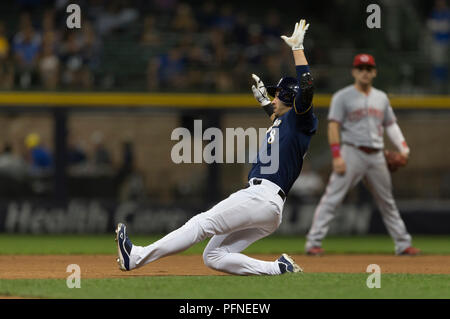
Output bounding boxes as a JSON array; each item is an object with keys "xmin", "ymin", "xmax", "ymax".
[
  {"xmin": 281, "ymin": 19, "xmax": 309, "ymax": 50},
  {"xmin": 251, "ymin": 74, "xmax": 271, "ymax": 107}
]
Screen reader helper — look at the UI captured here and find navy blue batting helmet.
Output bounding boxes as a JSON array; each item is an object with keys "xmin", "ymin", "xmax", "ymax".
[{"xmin": 267, "ymin": 77, "xmax": 299, "ymax": 106}]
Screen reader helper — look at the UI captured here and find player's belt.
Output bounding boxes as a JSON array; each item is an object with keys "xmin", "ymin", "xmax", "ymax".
[
  {"xmin": 247, "ymin": 178, "xmax": 286, "ymax": 201},
  {"xmin": 345, "ymin": 143, "xmax": 381, "ymax": 154}
]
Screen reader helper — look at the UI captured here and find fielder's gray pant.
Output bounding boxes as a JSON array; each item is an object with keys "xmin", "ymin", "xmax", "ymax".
[{"xmin": 306, "ymin": 144, "xmax": 412, "ymax": 254}]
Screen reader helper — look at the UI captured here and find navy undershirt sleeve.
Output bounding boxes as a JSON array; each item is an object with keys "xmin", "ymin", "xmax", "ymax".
[{"xmin": 293, "ymin": 65, "xmax": 311, "ymax": 115}]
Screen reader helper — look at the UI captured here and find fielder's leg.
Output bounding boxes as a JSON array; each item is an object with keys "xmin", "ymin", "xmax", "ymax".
[
  {"xmin": 305, "ymin": 145, "xmax": 366, "ymax": 251},
  {"xmin": 363, "ymin": 154, "xmax": 412, "ymax": 254}
]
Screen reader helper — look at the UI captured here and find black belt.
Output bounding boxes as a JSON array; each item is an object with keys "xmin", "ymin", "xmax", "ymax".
[
  {"xmin": 247, "ymin": 179, "xmax": 286, "ymax": 201},
  {"xmin": 345, "ymin": 143, "xmax": 381, "ymax": 154}
]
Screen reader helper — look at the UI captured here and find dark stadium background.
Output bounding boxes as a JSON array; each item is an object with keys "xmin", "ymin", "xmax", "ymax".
[{"xmin": 0, "ymin": 0, "xmax": 449, "ymax": 235}]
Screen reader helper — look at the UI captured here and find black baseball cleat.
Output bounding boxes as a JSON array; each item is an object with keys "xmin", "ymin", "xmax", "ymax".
[
  {"xmin": 115, "ymin": 223, "xmax": 133, "ymax": 271},
  {"xmin": 277, "ymin": 253, "xmax": 303, "ymax": 274}
]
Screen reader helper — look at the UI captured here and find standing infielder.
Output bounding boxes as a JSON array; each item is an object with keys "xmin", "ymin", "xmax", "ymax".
[
  {"xmin": 116, "ymin": 19, "xmax": 318, "ymax": 275},
  {"xmin": 305, "ymin": 53, "xmax": 420, "ymax": 256}
]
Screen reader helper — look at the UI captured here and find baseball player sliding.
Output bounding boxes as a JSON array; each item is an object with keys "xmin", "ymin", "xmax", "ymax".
[
  {"xmin": 116, "ymin": 19, "xmax": 317, "ymax": 275},
  {"xmin": 305, "ymin": 53, "xmax": 420, "ymax": 256}
]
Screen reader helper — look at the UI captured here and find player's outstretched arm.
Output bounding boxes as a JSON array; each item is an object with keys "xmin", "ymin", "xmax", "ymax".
[
  {"xmin": 281, "ymin": 19, "xmax": 313, "ymax": 116},
  {"xmin": 251, "ymin": 73, "xmax": 277, "ymax": 122}
]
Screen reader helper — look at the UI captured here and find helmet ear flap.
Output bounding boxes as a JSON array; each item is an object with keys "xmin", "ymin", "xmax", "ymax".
[
  {"xmin": 267, "ymin": 77, "xmax": 299, "ymax": 105},
  {"xmin": 279, "ymin": 86, "xmax": 299, "ymax": 106},
  {"xmin": 278, "ymin": 90, "xmax": 294, "ymax": 106}
]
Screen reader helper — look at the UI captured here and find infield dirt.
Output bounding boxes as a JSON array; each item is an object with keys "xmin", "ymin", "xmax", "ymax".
[{"xmin": 0, "ymin": 255, "xmax": 449, "ymax": 279}]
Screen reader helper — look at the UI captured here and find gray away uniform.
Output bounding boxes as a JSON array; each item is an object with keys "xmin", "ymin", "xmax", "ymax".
[{"xmin": 305, "ymin": 85, "xmax": 412, "ymax": 254}]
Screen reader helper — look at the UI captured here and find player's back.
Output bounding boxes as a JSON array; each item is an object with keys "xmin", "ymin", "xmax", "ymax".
[{"xmin": 248, "ymin": 107, "xmax": 317, "ymax": 195}]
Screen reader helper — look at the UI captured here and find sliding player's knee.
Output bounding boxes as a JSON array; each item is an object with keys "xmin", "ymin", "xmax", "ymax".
[{"xmin": 202, "ymin": 247, "xmax": 225, "ymax": 270}]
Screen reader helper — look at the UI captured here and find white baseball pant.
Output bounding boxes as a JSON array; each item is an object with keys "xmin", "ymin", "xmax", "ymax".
[{"xmin": 129, "ymin": 178, "xmax": 285, "ymax": 275}]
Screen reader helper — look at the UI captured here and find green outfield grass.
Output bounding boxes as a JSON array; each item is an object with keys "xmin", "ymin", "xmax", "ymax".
[
  {"xmin": 0, "ymin": 235, "xmax": 449, "ymax": 299},
  {"xmin": 0, "ymin": 234, "xmax": 449, "ymax": 255},
  {"xmin": 0, "ymin": 274, "xmax": 449, "ymax": 299}
]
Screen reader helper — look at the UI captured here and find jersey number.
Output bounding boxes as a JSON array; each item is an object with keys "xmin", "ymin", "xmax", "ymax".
[{"xmin": 268, "ymin": 128, "xmax": 276, "ymax": 144}]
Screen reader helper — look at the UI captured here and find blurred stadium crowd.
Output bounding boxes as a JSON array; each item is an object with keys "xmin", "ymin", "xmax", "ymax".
[
  {"xmin": 0, "ymin": 0, "xmax": 449, "ymax": 204},
  {"xmin": 0, "ymin": 0, "xmax": 448, "ymax": 93},
  {"xmin": 0, "ymin": 129, "xmax": 137, "ymax": 200}
]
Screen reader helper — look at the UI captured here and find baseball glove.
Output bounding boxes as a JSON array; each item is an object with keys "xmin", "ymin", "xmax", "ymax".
[{"xmin": 384, "ymin": 150, "xmax": 408, "ymax": 172}]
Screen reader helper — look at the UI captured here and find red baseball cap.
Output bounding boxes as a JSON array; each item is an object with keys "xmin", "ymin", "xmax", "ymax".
[{"xmin": 353, "ymin": 54, "xmax": 376, "ymax": 67}]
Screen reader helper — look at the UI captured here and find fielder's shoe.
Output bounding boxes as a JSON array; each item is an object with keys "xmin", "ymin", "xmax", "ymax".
[
  {"xmin": 278, "ymin": 253, "xmax": 303, "ymax": 274},
  {"xmin": 306, "ymin": 246, "xmax": 324, "ymax": 256},
  {"xmin": 115, "ymin": 223, "xmax": 133, "ymax": 271},
  {"xmin": 398, "ymin": 246, "xmax": 421, "ymax": 256}
]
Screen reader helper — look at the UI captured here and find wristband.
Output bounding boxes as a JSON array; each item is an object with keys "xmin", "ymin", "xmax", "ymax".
[
  {"xmin": 330, "ymin": 143, "xmax": 341, "ymax": 158},
  {"xmin": 401, "ymin": 141, "xmax": 408, "ymax": 149},
  {"xmin": 401, "ymin": 141, "xmax": 410, "ymax": 155},
  {"xmin": 263, "ymin": 103, "xmax": 274, "ymax": 116}
]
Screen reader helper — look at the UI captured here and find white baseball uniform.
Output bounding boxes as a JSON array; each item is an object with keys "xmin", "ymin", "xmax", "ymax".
[
  {"xmin": 125, "ymin": 63, "xmax": 318, "ymax": 275},
  {"xmin": 129, "ymin": 178, "xmax": 285, "ymax": 275}
]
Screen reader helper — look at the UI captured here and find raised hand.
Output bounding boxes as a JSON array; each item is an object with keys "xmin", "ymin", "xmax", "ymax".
[
  {"xmin": 281, "ymin": 19, "xmax": 310, "ymax": 50},
  {"xmin": 251, "ymin": 73, "xmax": 271, "ymax": 107}
]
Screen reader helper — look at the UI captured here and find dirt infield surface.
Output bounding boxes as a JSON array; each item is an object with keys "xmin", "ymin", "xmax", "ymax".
[{"xmin": 0, "ymin": 255, "xmax": 449, "ymax": 279}]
